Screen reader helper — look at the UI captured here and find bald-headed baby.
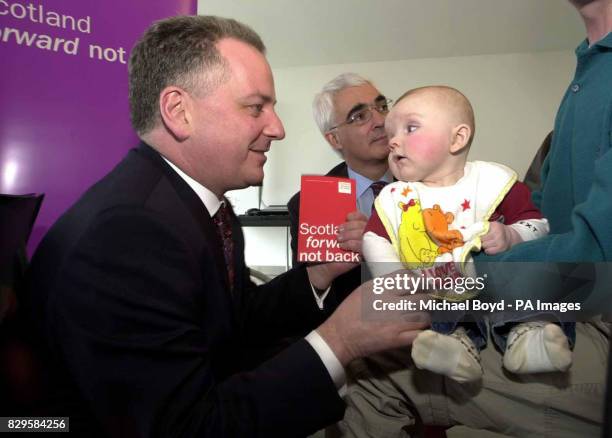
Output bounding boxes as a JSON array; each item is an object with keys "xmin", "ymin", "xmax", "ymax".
[{"xmin": 362, "ymin": 86, "xmax": 572, "ymax": 382}]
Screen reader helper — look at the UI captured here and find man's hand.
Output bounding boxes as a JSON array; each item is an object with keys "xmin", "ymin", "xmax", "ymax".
[
  {"xmin": 307, "ymin": 211, "xmax": 368, "ymax": 290},
  {"xmin": 316, "ymin": 277, "xmax": 430, "ymax": 366},
  {"xmin": 481, "ymin": 222, "xmax": 521, "ymax": 255}
]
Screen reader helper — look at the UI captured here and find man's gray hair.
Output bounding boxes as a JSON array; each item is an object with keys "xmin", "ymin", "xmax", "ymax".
[
  {"xmin": 312, "ymin": 73, "xmax": 372, "ymax": 135},
  {"xmin": 129, "ymin": 15, "xmax": 265, "ymax": 135}
]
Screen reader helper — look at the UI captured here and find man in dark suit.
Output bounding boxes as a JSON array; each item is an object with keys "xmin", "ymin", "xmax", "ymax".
[
  {"xmin": 24, "ymin": 16, "xmax": 429, "ymax": 437},
  {"xmin": 287, "ymin": 73, "xmax": 394, "ymax": 303}
]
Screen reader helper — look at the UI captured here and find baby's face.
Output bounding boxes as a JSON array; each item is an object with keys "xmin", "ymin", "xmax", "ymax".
[{"xmin": 385, "ymin": 93, "xmax": 456, "ymax": 183}]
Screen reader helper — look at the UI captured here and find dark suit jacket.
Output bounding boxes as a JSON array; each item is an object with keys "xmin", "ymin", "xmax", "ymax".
[
  {"xmin": 286, "ymin": 162, "xmax": 362, "ymax": 308},
  {"xmin": 524, "ymin": 131, "xmax": 553, "ymax": 193},
  {"xmin": 24, "ymin": 143, "xmax": 344, "ymax": 437}
]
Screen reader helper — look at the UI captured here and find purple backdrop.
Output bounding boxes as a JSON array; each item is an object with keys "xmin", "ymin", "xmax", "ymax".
[{"xmin": 0, "ymin": 0, "xmax": 196, "ymax": 254}]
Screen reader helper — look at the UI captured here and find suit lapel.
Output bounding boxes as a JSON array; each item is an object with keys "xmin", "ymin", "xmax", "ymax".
[
  {"xmin": 135, "ymin": 143, "xmax": 234, "ymax": 302},
  {"xmin": 326, "ymin": 162, "xmax": 349, "ymax": 178}
]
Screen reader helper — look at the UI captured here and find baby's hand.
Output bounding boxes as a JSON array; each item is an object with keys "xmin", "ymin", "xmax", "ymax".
[{"xmin": 481, "ymin": 222, "xmax": 521, "ymax": 255}]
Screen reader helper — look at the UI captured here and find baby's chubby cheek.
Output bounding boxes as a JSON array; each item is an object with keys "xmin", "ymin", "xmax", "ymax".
[{"xmin": 387, "ymin": 156, "xmax": 402, "ymax": 178}]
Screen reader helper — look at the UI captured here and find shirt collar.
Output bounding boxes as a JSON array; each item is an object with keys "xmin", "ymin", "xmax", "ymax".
[
  {"xmin": 596, "ymin": 31, "xmax": 612, "ymax": 49},
  {"xmin": 347, "ymin": 166, "xmax": 393, "ymax": 198},
  {"xmin": 577, "ymin": 31, "xmax": 612, "ymax": 54},
  {"xmin": 161, "ymin": 156, "xmax": 223, "ymax": 216}
]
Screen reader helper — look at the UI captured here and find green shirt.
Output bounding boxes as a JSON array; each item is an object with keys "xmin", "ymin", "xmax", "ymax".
[
  {"xmin": 475, "ymin": 33, "xmax": 612, "ymax": 307},
  {"xmin": 482, "ymin": 32, "xmax": 612, "ymax": 263}
]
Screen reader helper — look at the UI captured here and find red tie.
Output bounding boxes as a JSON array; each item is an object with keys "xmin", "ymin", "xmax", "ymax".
[
  {"xmin": 213, "ymin": 202, "xmax": 234, "ymax": 290},
  {"xmin": 370, "ymin": 181, "xmax": 387, "ymax": 214}
]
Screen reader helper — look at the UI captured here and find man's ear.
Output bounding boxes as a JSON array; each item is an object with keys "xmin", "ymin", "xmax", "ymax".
[
  {"xmin": 159, "ymin": 86, "xmax": 192, "ymax": 141},
  {"xmin": 450, "ymin": 123, "xmax": 471, "ymax": 154},
  {"xmin": 325, "ymin": 131, "xmax": 343, "ymax": 153}
]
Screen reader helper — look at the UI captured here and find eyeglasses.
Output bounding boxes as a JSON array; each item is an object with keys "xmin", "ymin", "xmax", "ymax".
[{"xmin": 329, "ymin": 98, "xmax": 393, "ymax": 131}]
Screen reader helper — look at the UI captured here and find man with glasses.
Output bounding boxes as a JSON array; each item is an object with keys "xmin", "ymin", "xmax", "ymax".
[{"xmin": 287, "ymin": 73, "xmax": 394, "ymax": 308}]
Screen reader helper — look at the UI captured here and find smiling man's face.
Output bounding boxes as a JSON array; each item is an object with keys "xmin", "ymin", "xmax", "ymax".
[{"xmin": 183, "ymin": 38, "xmax": 285, "ymax": 196}]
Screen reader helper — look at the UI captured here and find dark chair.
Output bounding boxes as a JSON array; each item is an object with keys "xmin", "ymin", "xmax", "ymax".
[
  {"xmin": 0, "ymin": 193, "xmax": 43, "ymax": 322},
  {"xmin": 0, "ymin": 193, "xmax": 45, "ymax": 414}
]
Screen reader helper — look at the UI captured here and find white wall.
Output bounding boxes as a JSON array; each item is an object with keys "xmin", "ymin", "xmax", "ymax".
[
  {"xmin": 239, "ymin": 49, "xmax": 577, "ymax": 270},
  {"xmin": 259, "ymin": 49, "xmax": 576, "ymax": 206}
]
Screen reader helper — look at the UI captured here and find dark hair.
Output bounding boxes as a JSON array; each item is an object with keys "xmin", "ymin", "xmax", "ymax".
[{"xmin": 128, "ymin": 15, "xmax": 265, "ymax": 135}]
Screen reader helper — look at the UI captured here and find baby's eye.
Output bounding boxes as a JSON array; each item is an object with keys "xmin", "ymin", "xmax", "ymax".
[{"xmin": 406, "ymin": 125, "xmax": 418, "ymax": 133}]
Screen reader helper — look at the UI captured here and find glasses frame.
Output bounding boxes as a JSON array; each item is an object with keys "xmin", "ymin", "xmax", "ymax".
[{"xmin": 328, "ymin": 98, "xmax": 393, "ymax": 131}]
